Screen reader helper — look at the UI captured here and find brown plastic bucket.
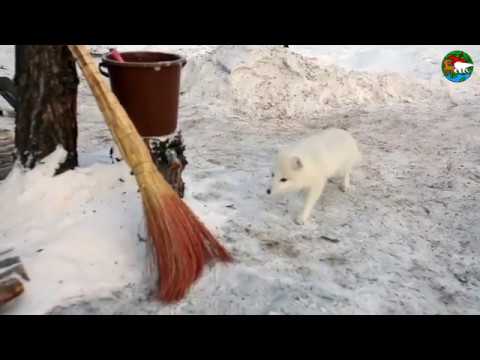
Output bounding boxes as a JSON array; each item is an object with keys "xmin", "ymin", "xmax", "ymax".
[{"xmin": 99, "ymin": 51, "xmax": 187, "ymax": 137}]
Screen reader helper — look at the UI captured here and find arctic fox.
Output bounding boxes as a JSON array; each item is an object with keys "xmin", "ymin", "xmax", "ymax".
[
  {"xmin": 267, "ymin": 128, "xmax": 361, "ymax": 225},
  {"xmin": 454, "ymin": 61, "xmax": 474, "ymax": 74}
]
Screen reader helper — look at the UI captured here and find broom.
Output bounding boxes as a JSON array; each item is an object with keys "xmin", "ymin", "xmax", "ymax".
[{"xmin": 68, "ymin": 45, "xmax": 233, "ymax": 302}]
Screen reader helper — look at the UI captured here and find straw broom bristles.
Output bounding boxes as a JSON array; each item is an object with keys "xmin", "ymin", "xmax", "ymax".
[{"xmin": 68, "ymin": 45, "xmax": 233, "ymax": 302}]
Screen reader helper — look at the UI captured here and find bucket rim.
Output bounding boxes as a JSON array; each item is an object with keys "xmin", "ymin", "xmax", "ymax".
[{"xmin": 101, "ymin": 51, "xmax": 187, "ymax": 68}]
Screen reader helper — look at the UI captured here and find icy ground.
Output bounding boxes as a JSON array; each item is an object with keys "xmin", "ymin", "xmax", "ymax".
[{"xmin": 1, "ymin": 45, "xmax": 479, "ymax": 315}]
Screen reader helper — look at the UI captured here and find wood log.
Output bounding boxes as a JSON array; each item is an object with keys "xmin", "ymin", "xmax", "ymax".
[
  {"xmin": 0, "ymin": 278, "xmax": 24, "ymax": 306},
  {"xmin": 0, "ymin": 129, "xmax": 15, "ymax": 180},
  {"xmin": 0, "ymin": 249, "xmax": 29, "ymax": 306}
]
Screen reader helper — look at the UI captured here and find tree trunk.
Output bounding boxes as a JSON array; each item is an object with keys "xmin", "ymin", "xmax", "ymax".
[{"xmin": 15, "ymin": 45, "xmax": 79, "ymax": 174}]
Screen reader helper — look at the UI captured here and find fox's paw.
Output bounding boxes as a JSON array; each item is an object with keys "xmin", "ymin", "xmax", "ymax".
[
  {"xmin": 339, "ymin": 184, "xmax": 349, "ymax": 193},
  {"xmin": 339, "ymin": 183, "xmax": 353, "ymax": 193},
  {"xmin": 295, "ymin": 215, "xmax": 307, "ymax": 226}
]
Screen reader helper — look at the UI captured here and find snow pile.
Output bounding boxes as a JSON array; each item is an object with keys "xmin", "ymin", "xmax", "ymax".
[
  {"xmin": 89, "ymin": 45, "xmax": 461, "ymax": 124},
  {"xmin": 0, "ymin": 145, "xmax": 232, "ymax": 314},
  {"xmin": 180, "ymin": 46, "xmax": 453, "ymax": 124},
  {"xmin": 0, "ymin": 148, "xmax": 147, "ymax": 314}
]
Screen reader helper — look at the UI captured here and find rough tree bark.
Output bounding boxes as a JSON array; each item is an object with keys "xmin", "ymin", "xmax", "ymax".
[{"xmin": 15, "ymin": 45, "xmax": 79, "ymax": 174}]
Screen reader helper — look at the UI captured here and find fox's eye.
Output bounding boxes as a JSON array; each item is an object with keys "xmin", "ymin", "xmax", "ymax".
[{"xmin": 280, "ymin": 178, "xmax": 288, "ymax": 183}]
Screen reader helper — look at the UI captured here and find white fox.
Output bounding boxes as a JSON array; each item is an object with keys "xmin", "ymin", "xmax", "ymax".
[
  {"xmin": 267, "ymin": 128, "xmax": 361, "ymax": 225},
  {"xmin": 454, "ymin": 61, "xmax": 474, "ymax": 74}
]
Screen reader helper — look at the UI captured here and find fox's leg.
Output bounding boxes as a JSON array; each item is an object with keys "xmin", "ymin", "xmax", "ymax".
[
  {"xmin": 340, "ymin": 170, "xmax": 351, "ymax": 193},
  {"xmin": 339, "ymin": 160, "xmax": 355, "ymax": 192},
  {"xmin": 295, "ymin": 179, "xmax": 326, "ymax": 225}
]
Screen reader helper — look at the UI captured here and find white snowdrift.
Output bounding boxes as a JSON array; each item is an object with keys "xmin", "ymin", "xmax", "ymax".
[
  {"xmin": 0, "ymin": 148, "xmax": 146, "ymax": 314},
  {"xmin": 180, "ymin": 46, "xmax": 454, "ymax": 124}
]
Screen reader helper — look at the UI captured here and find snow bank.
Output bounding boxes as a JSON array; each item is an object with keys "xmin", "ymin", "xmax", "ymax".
[
  {"xmin": 0, "ymin": 145, "xmax": 231, "ymax": 314},
  {"xmin": 0, "ymin": 148, "xmax": 147, "ymax": 314},
  {"xmin": 180, "ymin": 46, "xmax": 454, "ymax": 125},
  {"xmin": 89, "ymin": 45, "xmax": 471, "ymax": 124}
]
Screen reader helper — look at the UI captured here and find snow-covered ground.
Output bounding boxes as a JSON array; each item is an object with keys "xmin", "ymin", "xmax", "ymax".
[{"xmin": 0, "ymin": 45, "xmax": 479, "ymax": 315}]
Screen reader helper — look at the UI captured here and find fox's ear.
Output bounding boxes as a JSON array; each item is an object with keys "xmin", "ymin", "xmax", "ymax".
[{"xmin": 291, "ymin": 156, "xmax": 303, "ymax": 171}]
